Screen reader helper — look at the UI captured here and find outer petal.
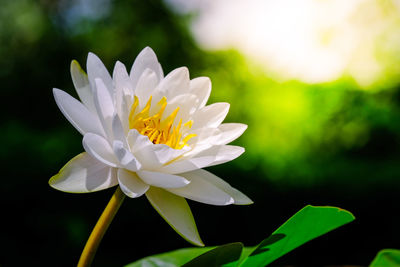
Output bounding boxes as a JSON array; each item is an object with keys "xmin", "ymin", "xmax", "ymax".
[
  {"xmin": 53, "ymin": 89, "xmax": 105, "ymax": 137},
  {"xmin": 145, "ymin": 187, "xmax": 204, "ymax": 246},
  {"xmin": 49, "ymin": 152, "xmax": 117, "ymax": 193},
  {"xmin": 117, "ymin": 169, "xmax": 149, "ymax": 198},
  {"xmin": 167, "ymin": 172, "xmax": 234, "ymax": 206},
  {"xmin": 192, "ymin": 103, "xmax": 230, "ymax": 129},
  {"xmin": 136, "ymin": 171, "xmax": 190, "ymax": 189},
  {"xmin": 215, "ymin": 123, "xmax": 248, "ymax": 145},
  {"xmin": 70, "ymin": 60, "xmax": 96, "ymax": 113},
  {"xmin": 180, "ymin": 169, "xmax": 253, "ymax": 205},
  {"xmin": 189, "ymin": 77, "xmax": 211, "ymax": 109},
  {"xmin": 130, "ymin": 47, "xmax": 163, "ymax": 89},
  {"xmin": 87, "ymin": 52, "xmax": 114, "ymax": 98},
  {"xmin": 82, "ymin": 133, "xmax": 118, "ymax": 167}
]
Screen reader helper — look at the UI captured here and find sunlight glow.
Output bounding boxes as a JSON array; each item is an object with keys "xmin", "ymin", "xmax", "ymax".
[{"xmin": 167, "ymin": 0, "xmax": 400, "ymax": 87}]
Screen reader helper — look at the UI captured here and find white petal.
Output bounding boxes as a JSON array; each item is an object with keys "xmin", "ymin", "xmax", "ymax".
[
  {"xmin": 187, "ymin": 128, "xmax": 221, "ymax": 147},
  {"xmin": 161, "ymin": 94, "xmax": 198, "ymax": 124},
  {"xmin": 82, "ymin": 133, "xmax": 118, "ymax": 167},
  {"xmin": 197, "ymin": 145, "xmax": 245, "ymax": 167},
  {"xmin": 112, "ymin": 114, "xmax": 128, "ymax": 147},
  {"xmin": 93, "ymin": 78, "xmax": 115, "ymax": 139},
  {"xmin": 137, "ymin": 171, "xmax": 190, "ymax": 188},
  {"xmin": 127, "ymin": 130, "xmax": 163, "ymax": 169},
  {"xmin": 155, "ymin": 67, "xmax": 190, "ymax": 100},
  {"xmin": 70, "ymin": 60, "xmax": 96, "ymax": 113},
  {"xmin": 159, "ymin": 156, "xmax": 215, "ymax": 174},
  {"xmin": 119, "ymin": 96, "xmax": 131, "ymax": 134},
  {"xmin": 192, "ymin": 103, "xmax": 230, "ymax": 129},
  {"xmin": 126, "ymin": 129, "xmax": 146, "ymax": 151},
  {"xmin": 87, "ymin": 52, "xmax": 113, "ymax": 97},
  {"xmin": 117, "ymin": 169, "xmax": 149, "ymax": 198},
  {"xmin": 215, "ymin": 123, "xmax": 247, "ymax": 145},
  {"xmin": 130, "ymin": 47, "xmax": 163, "ymax": 89},
  {"xmin": 135, "ymin": 68, "xmax": 159, "ymax": 107},
  {"xmin": 113, "ymin": 141, "xmax": 141, "ymax": 172},
  {"xmin": 152, "ymin": 144, "xmax": 188, "ymax": 165},
  {"xmin": 189, "ymin": 77, "xmax": 211, "ymax": 109},
  {"xmin": 113, "ymin": 61, "xmax": 133, "ymax": 127},
  {"xmin": 145, "ymin": 187, "xmax": 204, "ymax": 246},
  {"xmin": 168, "ymin": 172, "xmax": 234, "ymax": 206},
  {"xmin": 53, "ymin": 89, "xmax": 105, "ymax": 137},
  {"xmin": 49, "ymin": 152, "xmax": 117, "ymax": 193},
  {"xmin": 160, "ymin": 145, "xmax": 245, "ymax": 174},
  {"xmin": 181, "ymin": 169, "xmax": 253, "ymax": 205}
]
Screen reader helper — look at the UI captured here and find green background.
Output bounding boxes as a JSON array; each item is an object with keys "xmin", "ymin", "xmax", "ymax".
[{"xmin": 1, "ymin": 0, "xmax": 399, "ymax": 265}]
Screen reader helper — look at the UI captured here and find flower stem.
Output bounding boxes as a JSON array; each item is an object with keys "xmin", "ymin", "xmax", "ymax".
[{"xmin": 78, "ymin": 186, "xmax": 126, "ymax": 267}]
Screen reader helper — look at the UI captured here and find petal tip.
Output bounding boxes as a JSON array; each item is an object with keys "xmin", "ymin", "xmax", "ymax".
[{"xmin": 227, "ymin": 197, "xmax": 235, "ymax": 205}]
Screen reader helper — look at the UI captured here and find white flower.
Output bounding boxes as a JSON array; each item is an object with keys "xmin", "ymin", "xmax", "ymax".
[{"xmin": 50, "ymin": 47, "xmax": 252, "ymax": 246}]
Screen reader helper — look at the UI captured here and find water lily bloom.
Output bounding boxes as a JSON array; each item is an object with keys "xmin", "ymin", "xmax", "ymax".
[{"xmin": 50, "ymin": 47, "xmax": 252, "ymax": 246}]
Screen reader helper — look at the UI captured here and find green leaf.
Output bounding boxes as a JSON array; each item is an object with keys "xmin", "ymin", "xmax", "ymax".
[
  {"xmin": 239, "ymin": 205, "xmax": 355, "ymax": 266},
  {"xmin": 370, "ymin": 249, "xmax": 400, "ymax": 267},
  {"xmin": 182, "ymin": 242, "xmax": 243, "ymax": 267},
  {"xmin": 126, "ymin": 205, "xmax": 354, "ymax": 267},
  {"xmin": 125, "ymin": 247, "xmax": 214, "ymax": 267}
]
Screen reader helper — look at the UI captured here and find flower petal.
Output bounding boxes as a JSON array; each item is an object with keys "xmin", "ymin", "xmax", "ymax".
[
  {"xmin": 160, "ymin": 145, "xmax": 245, "ymax": 174},
  {"xmin": 113, "ymin": 140, "xmax": 141, "ymax": 172},
  {"xmin": 112, "ymin": 114, "xmax": 128, "ymax": 147},
  {"xmin": 136, "ymin": 170, "xmax": 190, "ymax": 188},
  {"xmin": 70, "ymin": 60, "xmax": 96, "ymax": 113},
  {"xmin": 113, "ymin": 61, "xmax": 133, "ymax": 131},
  {"xmin": 127, "ymin": 130, "xmax": 163, "ymax": 169},
  {"xmin": 181, "ymin": 169, "xmax": 253, "ymax": 205},
  {"xmin": 145, "ymin": 187, "xmax": 204, "ymax": 246},
  {"xmin": 130, "ymin": 47, "xmax": 163, "ymax": 89},
  {"xmin": 117, "ymin": 169, "xmax": 149, "ymax": 198},
  {"xmin": 93, "ymin": 78, "xmax": 115, "ymax": 139},
  {"xmin": 53, "ymin": 88, "xmax": 105, "ymax": 137},
  {"xmin": 152, "ymin": 144, "xmax": 188, "ymax": 165},
  {"xmin": 82, "ymin": 133, "xmax": 118, "ymax": 167},
  {"xmin": 49, "ymin": 152, "xmax": 117, "ymax": 193},
  {"xmin": 192, "ymin": 103, "xmax": 230, "ymax": 129},
  {"xmin": 189, "ymin": 77, "xmax": 211, "ymax": 109},
  {"xmin": 162, "ymin": 94, "xmax": 198, "ymax": 124},
  {"xmin": 168, "ymin": 172, "xmax": 234, "ymax": 206},
  {"xmin": 135, "ymin": 68, "xmax": 159, "ymax": 107},
  {"xmin": 215, "ymin": 123, "xmax": 247, "ymax": 145},
  {"xmin": 155, "ymin": 67, "xmax": 190, "ymax": 100},
  {"xmin": 195, "ymin": 145, "xmax": 245, "ymax": 167},
  {"xmin": 87, "ymin": 52, "xmax": 113, "ymax": 98}
]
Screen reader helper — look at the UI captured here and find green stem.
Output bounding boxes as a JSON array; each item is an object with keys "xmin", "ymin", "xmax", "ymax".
[{"xmin": 78, "ymin": 186, "xmax": 126, "ymax": 267}]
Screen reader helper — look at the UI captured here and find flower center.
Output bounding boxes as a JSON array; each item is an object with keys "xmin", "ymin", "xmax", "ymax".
[{"xmin": 128, "ymin": 96, "xmax": 196, "ymax": 149}]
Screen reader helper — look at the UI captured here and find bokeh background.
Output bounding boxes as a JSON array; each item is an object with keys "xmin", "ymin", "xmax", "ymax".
[{"xmin": 1, "ymin": 0, "xmax": 400, "ymax": 265}]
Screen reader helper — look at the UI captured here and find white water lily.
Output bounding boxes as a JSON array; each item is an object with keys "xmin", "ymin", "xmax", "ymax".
[{"xmin": 50, "ymin": 47, "xmax": 252, "ymax": 246}]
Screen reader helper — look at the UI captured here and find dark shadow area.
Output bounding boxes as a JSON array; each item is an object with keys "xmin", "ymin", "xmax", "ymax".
[
  {"xmin": 250, "ymin": 233, "xmax": 286, "ymax": 256},
  {"xmin": 182, "ymin": 242, "xmax": 243, "ymax": 267}
]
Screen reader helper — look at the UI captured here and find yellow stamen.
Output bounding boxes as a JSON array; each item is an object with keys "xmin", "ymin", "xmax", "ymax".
[{"xmin": 128, "ymin": 96, "xmax": 196, "ymax": 149}]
